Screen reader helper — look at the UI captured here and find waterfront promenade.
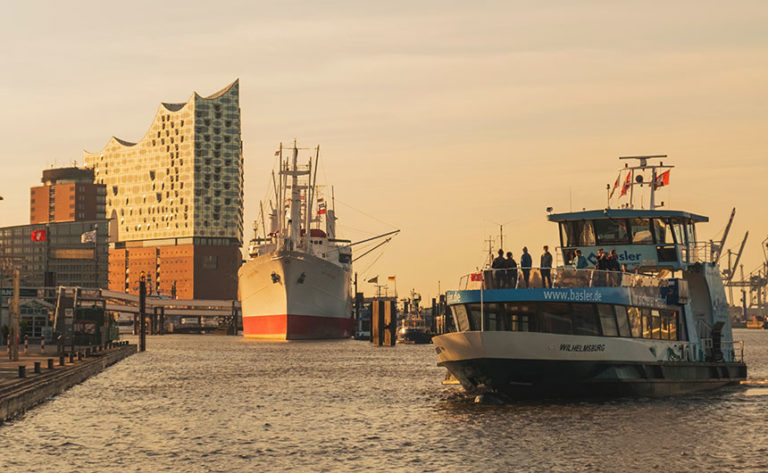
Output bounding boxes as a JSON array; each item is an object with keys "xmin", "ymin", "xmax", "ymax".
[{"xmin": 0, "ymin": 343, "xmax": 136, "ymax": 422}]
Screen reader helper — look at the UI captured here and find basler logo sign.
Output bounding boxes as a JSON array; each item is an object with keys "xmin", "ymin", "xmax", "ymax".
[{"xmin": 579, "ymin": 245, "xmax": 659, "ymax": 267}]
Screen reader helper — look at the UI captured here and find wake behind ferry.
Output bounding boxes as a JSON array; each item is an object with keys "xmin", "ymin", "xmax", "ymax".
[{"xmin": 434, "ymin": 155, "xmax": 746, "ymax": 397}]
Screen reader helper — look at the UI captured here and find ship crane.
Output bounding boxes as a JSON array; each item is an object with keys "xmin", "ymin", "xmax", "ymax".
[{"xmin": 710, "ymin": 207, "xmax": 736, "ymax": 263}]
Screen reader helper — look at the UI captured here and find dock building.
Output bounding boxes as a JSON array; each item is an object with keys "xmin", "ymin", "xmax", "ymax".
[{"xmin": 83, "ymin": 80, "xmax": 243, "ymax": 299}]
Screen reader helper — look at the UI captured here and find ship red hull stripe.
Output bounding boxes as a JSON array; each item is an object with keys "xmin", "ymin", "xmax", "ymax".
[{"xmin": 243, "ymin": 314, "xmax": 354, "ymax": 340}]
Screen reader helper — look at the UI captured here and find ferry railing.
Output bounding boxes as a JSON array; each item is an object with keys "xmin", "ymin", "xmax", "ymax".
[{"xmin": 459, "ymin": 267, "xmax": 664, "ymax": 291}]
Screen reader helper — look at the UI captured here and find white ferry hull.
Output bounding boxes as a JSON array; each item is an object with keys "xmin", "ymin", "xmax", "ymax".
[
  {"xmin": 434, "ymin": 331, "xmax": 746, "ymax": 397},
  {"xmin": 238, "ymin": 251, "xmax": 353, "ymax": 340}
]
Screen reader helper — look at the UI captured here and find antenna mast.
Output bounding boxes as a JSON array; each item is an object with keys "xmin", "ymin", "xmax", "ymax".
[{"xmin": 618, "ymin": 155, "xmax": 673, "ymax": 210}]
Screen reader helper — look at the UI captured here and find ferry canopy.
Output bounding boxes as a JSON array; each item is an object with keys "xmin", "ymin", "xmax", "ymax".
[{"xmin": 548, "ymin": 209, "xmax": 708, "ymax": 223}]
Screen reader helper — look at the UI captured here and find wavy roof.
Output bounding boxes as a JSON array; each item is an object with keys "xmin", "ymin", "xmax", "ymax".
[{"xmin": 84, "ymin": 79, "xmax": 239, "ymax": 155}]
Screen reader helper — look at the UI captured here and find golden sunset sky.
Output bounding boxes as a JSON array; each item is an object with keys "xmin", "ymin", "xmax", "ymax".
[{"xmin": 1, "ymin": 1, "xmax": 767, "ymax": 302}]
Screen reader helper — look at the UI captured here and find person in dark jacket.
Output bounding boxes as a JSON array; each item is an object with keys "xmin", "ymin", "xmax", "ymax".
[
  {"xmin": 491, "ymin": 249, "xmax": 506, "ymax": 288},
  {"xmin": 520, "ymin": 247, "xmax": 532, "ymax": 287},
  {"xmin": 505, "ymin": 252, "xmax": 518, "ymax": 288},
  {"xmin": 540, "ymin": 245, "xmax": 553, "ymax": 288}
]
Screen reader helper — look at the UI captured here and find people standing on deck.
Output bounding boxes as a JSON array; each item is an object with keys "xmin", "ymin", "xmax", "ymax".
[
  {"xmin": 520, "ymin": 247, "xmax": 532, "ymax": 287},
  {"xmin": 492, "ymin": 249, "xmax": 506, "ymax": 288},
  {"xmin": 572, "ymin": 249, "xmax": 588, "ymax": 269},
  {"xmin": 541, "ymin": 245, "xmax": 553, "ymax": 288},
  {"xmin": 595, "ymin": 248, "xmax": 608, "ymax": 270},
  {"xmin": 505, "ymin": 252, "xmax": 518, "ymax": 288},
  {"xmin": 607, "ymin": 249, "xmax": 621, "ymax": 272}
]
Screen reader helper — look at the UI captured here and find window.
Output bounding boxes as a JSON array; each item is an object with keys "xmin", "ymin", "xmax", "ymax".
[
  {"xmin": 594, "ymin": 219, "xmax": 630, "ymax": 245},
  {"xmin": 629, "ymin": 218, "xmax": 653, "ymax": 243},
  {"xmin": 641, "ymin": 308, "xmax": 652, "ymax": 338},
  {"xmin": 538, "ymin": 303, "xmax": 572, "ymax": 334},
  {"xmin": 561, "ymin": 221, "xmax": 595, "ymax": 247},
  {"xmin": 597, "ymin": 304, "xmax": 618, "ymax": 336},
  {"xmin": 627, "ymin": 307, "xmax": 642, "ymax": 337},
  {"xmin": 202, "ymin": 255, "xmax": 218, "ymax": 269},
  {"xmin": 453, "ymin": 304, "xmax": 470, "ymax": 332},
  {"xmin": 653, "ymin": 218, "xmax": 675, "ymax": 244},
  {"xmin": 614, "ymin": 305, "xmax": 631, "ymax": 337},
  {"xmin": 572, "ymin": 303, "xmax": 600, "ymax": 335}
]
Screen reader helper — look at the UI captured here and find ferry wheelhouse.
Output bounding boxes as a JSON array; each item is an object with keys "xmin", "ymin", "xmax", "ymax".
[{"xmin": 434, "ymin": 156, "xmax": 746, "ymax": 397}]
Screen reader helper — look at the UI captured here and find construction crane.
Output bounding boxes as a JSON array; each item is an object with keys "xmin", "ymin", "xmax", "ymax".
[
  {"xmin": 722, "ymin": 231, "xmax": 749, "ymax": 305},
  {"xmin": 724, "ymin": 235, "xmax": 768, "ymax": 320}
]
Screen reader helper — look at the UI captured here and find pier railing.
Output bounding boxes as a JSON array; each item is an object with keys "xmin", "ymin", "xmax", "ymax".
[{"xmin": 458, "ymin": 267, "xmax": 663, "ymax": 291}]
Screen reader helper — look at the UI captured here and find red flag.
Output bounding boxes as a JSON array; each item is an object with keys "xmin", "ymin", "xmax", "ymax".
[
  {"xmin": 274, "ymin": 150, "xmax": 280, "ymax": 156},
  {"xmin": 31, "ymin": 229, "xmax": 47, "ymax": 242},
  {"xmin": 619, "ymin": 172, "xmax": 631, "ymax": 197},
  {"xmin": 317, "ymin": 202, "xmax": 327, "ymax": 215},
  {"xmin": 654, "ymin": 170, "xmax": 670, "ymax": 189},
  {"xmin": 470, "ymin": 272, "xmax": 483, "ymax": 281},
  {"xmin": 609, "ymin": 172, "xmax": 622, "ymax": 198}
]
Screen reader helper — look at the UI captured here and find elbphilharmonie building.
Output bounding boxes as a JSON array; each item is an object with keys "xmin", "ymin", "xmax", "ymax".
[{"xmin": 84, "ymin": 80, "xmax": 243, "ymax": 299}]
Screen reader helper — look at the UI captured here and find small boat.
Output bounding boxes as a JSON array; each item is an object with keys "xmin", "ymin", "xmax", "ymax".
[
  {"xmin": 397, "ymin": 291, "xmax": 433, "ymax": 344},
  {"xmin": 433, "ymin": 155, "xmax": 747, "ymax": 398}
]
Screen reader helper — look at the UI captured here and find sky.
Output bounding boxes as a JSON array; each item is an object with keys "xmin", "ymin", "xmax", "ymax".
[{"xmin": 1, "ymin": 1, "xmax": 767, "ymax": 303}]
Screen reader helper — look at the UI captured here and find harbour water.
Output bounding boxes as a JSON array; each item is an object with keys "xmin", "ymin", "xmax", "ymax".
[{"xmin": 2, "ymin": 330, "xmax": 768, "ymax": 472}]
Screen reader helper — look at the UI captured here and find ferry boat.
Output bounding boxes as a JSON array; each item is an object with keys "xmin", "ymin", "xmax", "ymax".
[
  {"xmin": 238, "ymin": 143, "xmax": 354, "ymax": 340},
  {"xmin": 433, "ymin": 155, "xmax": 747, "ymax": 397}
]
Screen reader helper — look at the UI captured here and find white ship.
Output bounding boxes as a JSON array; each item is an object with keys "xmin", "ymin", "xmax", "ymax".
[{"xmin": 238, "ymin": 143, "xmax": 354, "ymax": 339}]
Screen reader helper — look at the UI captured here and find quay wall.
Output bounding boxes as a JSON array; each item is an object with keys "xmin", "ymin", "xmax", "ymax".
[{"xmin": 0, "ymin": 345, "xmax": 137, "ymax": 422}]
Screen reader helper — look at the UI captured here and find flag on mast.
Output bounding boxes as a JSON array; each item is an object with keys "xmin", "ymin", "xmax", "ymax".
[
  {"xmin": 653, "ymin": 170, "xmax": 671, "ymax": 189},
  {"xmin": 619, "ymin": 172, "xmax": 631, "ymax": 197},
  {"xmin": 387, "ymin": 276, "xmax": 396, "ymax": 281},
  {"xmin": 609, "ymin": 172, "xmax": 622, "ymax": 198}
]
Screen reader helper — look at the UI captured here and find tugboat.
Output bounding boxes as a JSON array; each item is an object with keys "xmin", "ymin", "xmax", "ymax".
[
  {"xmin": 433, "ymin": 155, "xmax": 747, "ymax": 397},
  {"xmin": 397, "ymin": 291, "xmax": 433, "ymax": 344}
]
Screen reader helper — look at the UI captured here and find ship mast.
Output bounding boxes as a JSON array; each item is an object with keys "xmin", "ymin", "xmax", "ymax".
[{"xmin": 617, "ymin": 155, "xmax": 673, "ymax": 210}]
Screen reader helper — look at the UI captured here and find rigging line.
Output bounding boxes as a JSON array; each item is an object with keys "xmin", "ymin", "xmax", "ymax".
[
  {"xmin": 358, "ymin": 250, "xmax": 386, "ymax": 277},
  {"xmin": 334, "ymin": 198, "xmax": 399, "ymax": 229}
]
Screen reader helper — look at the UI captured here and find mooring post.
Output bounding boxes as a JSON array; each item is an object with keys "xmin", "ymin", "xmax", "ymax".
[{"xmin": 139, "ymin": 272, "xmax": 147, "ymax": 352}]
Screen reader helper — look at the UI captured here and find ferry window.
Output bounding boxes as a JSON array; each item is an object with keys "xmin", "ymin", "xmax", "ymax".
[
  {"xmin": 670, "ymin": 218, "xmax": 686, "ymax": 245},
  {"xmin": 629, "ymin": 218, "xmax": 653, "ymax": 244},
  {"xmin": 562, "ymin": 221, "xmax": 595, "ymax": 247},
  {"xmin": 597, "ymin": 304, "xmax": 618, "ymax": 336},
  {"xmin": 653, "ymin": 219, "xmax": 675, "ymax": 245},
  {"xmin": 641, "ymin": 308, "xmax": 653, "ymax": 338},
  {"xmin": 651, "ymin": 310, "xmax": 662, "ymax": 339},
  {"xmin": 453, "ymin": 304, "xmax": 470, "ymax": 332},
  {"xmin": 537, "ymin": 302, "xmax": 572, "ymax": 335},
  {"xmin": 501, "ymin": 303, "xmax": 535, "ymax": 332},
  {"xmin": 484, "ymin": 303, "xmax": 501, "ymax": 331},
  {"xmin": 614, "ymin": 305, "xmax": 631, "ymax": 337},
  {"xmin": 627, "ymin": 307, "xmax": 642, "ymax": 337},
  {"xmin": 572, "ymin": 303, "xmax": 600, "ymax": 336},
  {"xmin": 594, "ymin": 219, "xmax": 630, "ymax": 245},
  {"xmin": 685, "ymin": 223, "xmax": 696, "ymax": 247},
  {"xmin": 467, "ymin": 304, "xmax": 482, "ymax": 331},
  {"xmin": 660, "ymin": 312, "xmax": 670, "ymax": 340},
  {"xmin": 668, "ymin": 311, "xmax": 678, "ymax": 340}
]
